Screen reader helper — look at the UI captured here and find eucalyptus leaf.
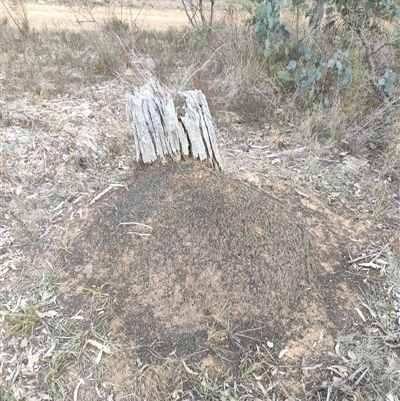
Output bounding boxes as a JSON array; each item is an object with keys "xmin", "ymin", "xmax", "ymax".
[{"xmin": 278, "ymin": 71, "xmax": 291, "ymax": 82}]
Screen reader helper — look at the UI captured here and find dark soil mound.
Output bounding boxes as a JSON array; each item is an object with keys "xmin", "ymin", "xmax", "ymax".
[{"xmin": 61, "ymin": 161, "xmax": 364, "ymax": 362}]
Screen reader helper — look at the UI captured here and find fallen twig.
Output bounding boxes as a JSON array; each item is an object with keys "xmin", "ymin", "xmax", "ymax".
[
  {"xmin": 73, "ymin": 378, "xmax": 84, "ymax": 401},
  {"xmin": 118, "ymin": 222, "xmax": 153, "ymax": 230},
  {"xmin": 347, "ymin": 244, "xmax": 389, "ymax": 264},
  {"xmin": 294, "ymin": 188, "xmax": 309, "ymax": 198},
  {"xmin": 90, "ymin": 184, "xmax": 125, "ymax": 204},
  {"xmin": 266, "ymin": 146, "xmax": 307, "ymax": 159}
]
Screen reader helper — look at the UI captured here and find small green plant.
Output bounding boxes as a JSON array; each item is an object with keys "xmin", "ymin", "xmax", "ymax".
[
  {"xmin": 83, "ymin": 285, "xmax": 109, "ymax": 298},
  {"xmin": 2, "ymin": 395, "xmax": 19, "ymax": 401},
  {"xmin": 42, "ymin": 267, "xmax": 53, "ymax": 287},
  {"xmin": 379, "ymin": 68, "xmax": 397, "ymax": 97},
  {"xmin": 89, "ymin": 327, "xmax": 120, "ymax": 353},
  {"xmin": 197, "ymin": 372, "xmax": 225, "ymax": 398},
  {"xmin": 280, "ymin": 45, "xmax": 352, "ymax": 107},
  {"xmin": 3, "ymin": 305, "xmax": 40, "ymax": 336},
  {"xmin": 61, "ymin": 332, "xmax": 86, "ymax": 356},
  {"xmin": 43, "ymin": 333, "xmax": 87, "ymax": 396},
  {"xmin": 207, "ymin": 301, "xmax": 237, "ymax": 341},
  {"xmin": 240, "ymin": 357, "xmax": 258, "ymax": 377},
  {"xmin": 56, "ymin": 231, "xmax": 81, "ymax": 254},
  {"xmin": 249, "ymin": 0, "xmax": 400, "ymax": 105},
  {"xmin": 246, "ymin": 0, "xmax": 290, "ymax": 57},
  {"xmin": 48, "ymin": 353, "xmax": 67, "ymax": 397}
]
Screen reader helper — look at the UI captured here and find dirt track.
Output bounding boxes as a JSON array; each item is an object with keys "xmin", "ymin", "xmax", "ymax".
[{"xmin": 1, "ymin": 1, "xmax": 189, "ymax": 31}]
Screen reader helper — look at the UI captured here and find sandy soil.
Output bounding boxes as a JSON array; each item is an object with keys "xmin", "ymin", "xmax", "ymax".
[
  {"xmin": 1, "ymin": 1, "xmax": 189, "ymax": 31},
  {"xmin": 57, "ymin": 159, "xmax": 371, "ymax": 367}
]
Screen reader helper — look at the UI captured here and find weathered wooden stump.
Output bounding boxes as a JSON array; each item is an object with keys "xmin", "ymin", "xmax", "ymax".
[{"xmin": 126, "ymin": 79, "xmax": 222, "ymax": 170}]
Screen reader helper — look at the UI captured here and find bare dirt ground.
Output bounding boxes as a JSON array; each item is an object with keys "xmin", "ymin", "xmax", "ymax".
[{"xmin": 59, "ymin": 160, "xmax": 369, "ymax": 364}]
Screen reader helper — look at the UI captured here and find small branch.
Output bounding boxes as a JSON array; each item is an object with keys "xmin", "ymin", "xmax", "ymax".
[
  {"xmin": 209, "ymin": 0, "xmax": 215, "ymax": 27},
  {"xmin": 90, "ymin": 184, "xmax": 125, "ymax": 204},
  {"xmin": 72, "ymin": 18, "xmax": 95, "ymax": 24},
  {"xmin": 265, "ymin": 146, "xmax": 307, "ymax": 159},
  {"xmin": 199, "ymin": 0, "xmax": 205, "ymax": 24},
  {"xmin": 180, "ymin": 44, "xmax": 225, "ymax": 90},
  {"xmin": 253, "ymin": 86, "xmax": 289, "ymax": 120},
  {"xmin": 181, "ymin": 0, "xmax": 196, "ymax": 28},
  {"xmin": 73, "ymin": 379, "xmax": 85, "ymax": 401},
  {"xmin": 0, "ymin": 0, "xmax": 25, "ymax": 36},
  {"xmin": 79, "ymin": 2, "xmax": 146, "ymax": 56},
  {"xmin": 373, "ymin": 41, "xmax": 392, "ymax": 55},
  {"xmin": 354, "ymin": 25, "xmax": 386, "ymax": 99},
  {"xmin": 118, "ymin": 222, "xmax": 153, "ymax": 230}
]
